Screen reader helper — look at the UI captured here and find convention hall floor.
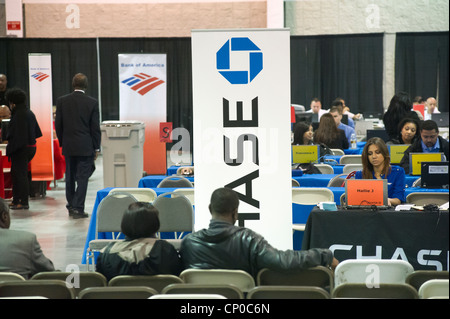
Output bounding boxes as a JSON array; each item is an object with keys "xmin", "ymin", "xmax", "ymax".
[{"xmin": 7, "ymin": 152, "xmax": 190, "ymax": 272}]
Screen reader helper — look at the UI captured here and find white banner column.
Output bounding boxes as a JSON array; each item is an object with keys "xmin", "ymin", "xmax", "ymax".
[
  {"xmin": 192, "ymin": 29, "xmax": 292, "ymax": 250},
  {"xmin": 118, "ymin": 54, "xmax": 167, "ymax": 175},
  {"xmin": 28, "ymin": 53, "xmax": 54, "ymax": 181}
]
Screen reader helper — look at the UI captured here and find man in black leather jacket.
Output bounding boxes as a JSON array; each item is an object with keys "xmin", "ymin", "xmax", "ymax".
[{"xmin": 180, "ymin": 188, "xmax": 338, "ymax": 279}]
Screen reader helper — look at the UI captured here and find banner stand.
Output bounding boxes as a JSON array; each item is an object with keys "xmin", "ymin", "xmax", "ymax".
[
  {"xmin": 28, "ymin": 53, "xmax": 54, "ymax": 181},
  {"xmin": 118, "ymin": 54, "xmax": 167, "ymax": 175}
]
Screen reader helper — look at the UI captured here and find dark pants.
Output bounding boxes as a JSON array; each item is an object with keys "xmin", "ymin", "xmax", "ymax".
[
  {"xmin": 65, "ymin": 155, "xmax": 95, "ymax": 212},
  {"xmin": 10, "ymin": 146, "xmax": 36, "ymax": 206}
]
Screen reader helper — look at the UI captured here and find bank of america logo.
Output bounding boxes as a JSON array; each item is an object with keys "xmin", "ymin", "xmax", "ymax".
[
  {"xmin": 31, "ymin": 72, "xmax": 50, "ymax": 82},
  {"xmin": 121, "ymin": 73, "xmax": 165, "ymax": 96}
]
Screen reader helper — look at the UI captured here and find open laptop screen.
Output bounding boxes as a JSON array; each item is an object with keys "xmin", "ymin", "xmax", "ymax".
[
  {"xmin": 345, "ymin": 179, "xmax": 388, "ymax": 207},
  {"xmin": 389, "ymin": 144, "xmax": 409, "ymax": 164}
]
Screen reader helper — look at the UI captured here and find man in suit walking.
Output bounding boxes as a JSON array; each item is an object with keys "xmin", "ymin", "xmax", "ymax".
[
  {"xmin": 0, "ymin": 198, "xmax": 55, "ymax": 278},
  {"xmin": 55, "ymin": 73, "xmax": 101, "ymax": 219}
]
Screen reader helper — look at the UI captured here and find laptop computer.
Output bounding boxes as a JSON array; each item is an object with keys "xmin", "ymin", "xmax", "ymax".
[
  {"xmin": 421, "ymin": 161, "xmax": 449, "ymax": 189},
  {"xmin": 409, "ymin": 152, "xmax": 444, "ymax": 175},
  {"xmin": 344, "ymin": 179, "xmax": 389, "ymax": 209},
  {"xmin": 389, "ymin": 144, "xmax": 409, "ymax": 164},
  {"xmin": 292, "ymin": 145, "xmax": 320, "ymax": 163},
  {"xmin": 366, "ymin": 129, "xmax": 390, "ymax": 142},
  {"xmin": 432, "ymin": 112, "xmax": 449, "ymax": 128}
]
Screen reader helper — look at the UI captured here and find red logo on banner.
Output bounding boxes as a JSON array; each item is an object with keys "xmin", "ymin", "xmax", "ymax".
[
  {"xmin": 31, "ymin": 72, "xmax": 50, "ymax": 82},
  {"xmin": 160, "ymin": 122, "xmax": 173, "ymax": 143},
  {"xmin": 7, "ymin": 21, "xmax": 21, "ymax": 31},
  {"xmin": 121, "ymin": 73, "xmax": 165, "ymax": 96}
]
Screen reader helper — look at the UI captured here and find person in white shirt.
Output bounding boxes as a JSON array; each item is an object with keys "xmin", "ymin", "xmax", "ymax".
[
  {"xmin": 424, "ymin": 97, "xmax": 440, "ymax": 120},
  {"xmin": 306, "ymin": 98, "xmax": 327, "ymax": 120}
]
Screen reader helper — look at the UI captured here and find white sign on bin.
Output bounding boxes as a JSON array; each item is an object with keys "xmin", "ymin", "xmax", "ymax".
[{"xmin": 101, "ymin": 121, "xmax": 145, "ymax": 188}]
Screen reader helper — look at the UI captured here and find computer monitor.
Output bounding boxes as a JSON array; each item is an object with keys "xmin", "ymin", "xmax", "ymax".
[
  {"xmin": 420, "ymin": 161, "xmax": 449, "ymax": 189},
  {"xmin": 366, "ymin": 129, "xmax": 390, "ymax": 142},
  {"xmin": 432, "ymin": 112, "xmax": 449, "ymax": 128},
  {"xmin": 295, "ymin": 112, "xmax": 313, "ymax": 124}
]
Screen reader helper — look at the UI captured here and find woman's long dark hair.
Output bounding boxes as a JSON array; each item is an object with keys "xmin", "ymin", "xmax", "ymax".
[
  {"xmin": 313, "ymin": 113, "xmax": 340, "ymax": 146},
  {"xmin": 361, "ymin": 137, "xmax": 391, "ymax": 179},
  {"xmin": 292, "ymin": 122, "xmax": 312, "ymax": 145}
]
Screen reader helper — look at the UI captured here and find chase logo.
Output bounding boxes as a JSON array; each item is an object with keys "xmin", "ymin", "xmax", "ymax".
[
  {"xmin": 216, "ymin": 37, "xmax": 263, "ymax": 85},
  {"xmin": 121, "ymin": 73, "xmax": 164, "ymax": 96},
  {"xmin": 31, "ymin": 72, "xmax": 50, "ymax": 82}
]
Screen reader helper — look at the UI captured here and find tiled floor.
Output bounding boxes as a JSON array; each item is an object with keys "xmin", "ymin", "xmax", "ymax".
[{"xmin": 7, "ymin": 150, "xmax": 192, "ymax": 272}]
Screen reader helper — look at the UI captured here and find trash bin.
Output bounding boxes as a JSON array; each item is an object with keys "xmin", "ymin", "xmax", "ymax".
[{"xmin": 101, "ymin": 121, "xmax": 145, "ymax": 188}]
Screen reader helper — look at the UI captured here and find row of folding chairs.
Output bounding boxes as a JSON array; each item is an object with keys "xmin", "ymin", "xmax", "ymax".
[{"xmin": 1, "ymin": 261, "xmax": 448, "ymax": 299}]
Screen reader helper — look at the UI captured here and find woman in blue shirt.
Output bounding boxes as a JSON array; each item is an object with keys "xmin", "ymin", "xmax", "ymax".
[{"xmin": 355, "ymin": 137, "xmax": 406, "ymax": 206}]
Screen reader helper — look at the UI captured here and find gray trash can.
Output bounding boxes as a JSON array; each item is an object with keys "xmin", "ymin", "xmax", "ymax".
[{"xmin": 101, "ymin": 121, "xmax": 145, "ymax": 188}]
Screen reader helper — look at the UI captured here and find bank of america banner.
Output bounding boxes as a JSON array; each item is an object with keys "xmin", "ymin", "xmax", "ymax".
[
  {"xmin": 28, "ymin": 54, "xmax": 54, "ymax": 181},
  {"xmin": 118, "ymin": 54, "xmax": 167, "ymax": 175},
  {"xmin": 192, "ymin": 29, "xmax": 292, "ymax": 250}
]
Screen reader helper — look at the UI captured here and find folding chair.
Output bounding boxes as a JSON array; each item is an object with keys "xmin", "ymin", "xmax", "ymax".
[
  {"xmin": 0, "ymin": 280, "xmax": 75, "ymax": 299},
  {"xmin": 339, "ymin": 155, "xmax": 362, "ymax": 164},
  {"xmin": 152, "ymin": 192, "xmax": 194, "ymax": 239},
  {"xmin": 314, "ymin": 164, "xmax": 334, "ymax": 174},
  {"xmin": 405, "ymin": 192, "xmax": 449, "ymax": 206},
  {"xmin": 157, "ymin": 175, "xmax": 193, "ymax": 188},
  {"xmin": 108, "ymin": 274, "xmax": 183, "ymax": 293},
  {"xmin": 256, "ymin": 266, "xmax": 334, "ymax": 292},
  {"xmin": 418, "ymin": 279, "xmax": 449, "ymax": 299},
  {"xmin": 247, "ymin": 286, "xmax": 330, "ymax": 299},
  {"xmin": 79, "ymin": 286, "xmax": 158, "ymax": 299},
  {"xmin": 332, "ymin": 283, "xmax": 418, "ymax": 299},
  {"xmin": 109, "ymin": 187, "xmax": 157, "ymax": 202},
  {"xmin": 406, "ymin": 270, "xmax": 449, "ymax": 291},
  {"xmin": 0, "ymin": 272, "xmax": 26, "ymax": 283},
  {"xmin": 162, "ymin": 283, "xmax": 244, "ymax": 299},
  {"xmin": 31, "ymin": 271, "xmax": 107, "ymax": 298},
  {"xmin": 342, "ymin": 164, "xmax": 363, "ymax": 174},
  {"xmin": 87, "ymin": 192, "xmax": 138, "ymax": 270},
  {"xmin": 334, "ymin": 259, "xmax": 414, "ymax": 288},
  {"xmin": 179, "ymin": 269, "xmax": 255, "ymax": 293}
]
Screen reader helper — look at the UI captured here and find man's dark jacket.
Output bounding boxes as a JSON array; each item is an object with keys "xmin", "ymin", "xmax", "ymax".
[
  {"xmin": 55, "ymin": 91, "xmax": 101, "ymax": 156},
  {"xmin": 180, "ymin": 219, "xmax": 333, "ymax": 279}
]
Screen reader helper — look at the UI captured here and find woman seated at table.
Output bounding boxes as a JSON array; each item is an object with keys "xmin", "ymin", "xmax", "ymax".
[
  {"xmin": 292, "ymin": 122, "xmax": 313, "ymax": 145},
  {"xmin": 313, "ymin": 113, "xmax": 349, "ymax": 150},
  {"xmin": 293, "ymin": 122, "xmax": 333, "ymax": 158},
  {"xmin": 355, "ymin": 137, "xmax": 405, "ymax": 206},
  {"xmin": 96, "ymin": 202, "xmax": 183, "ymax": 281},
  {"xmin": 386, "ymin": 118, "xmax": 420, "ymax": 145}
]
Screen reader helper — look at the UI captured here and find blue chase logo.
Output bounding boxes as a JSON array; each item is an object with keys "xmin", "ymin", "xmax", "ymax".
[{"xmin": 216, "ymin": 37, "xmax": 263, "ymax": 85}]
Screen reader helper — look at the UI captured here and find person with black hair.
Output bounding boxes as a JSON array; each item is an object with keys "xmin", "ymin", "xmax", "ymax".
[
  {"xmin": 386, "ymin": 118, "xmax": 420, "ymax": 145},
  {"xmin": 5, "ymin": 88, "xmax": 42, "ymax": 210},
  {"xmin": 383, "ymin": 92, "xmax": 420, "ymax": 141},
  {"xmin": 96, "ymin": 202, "xmax": 183, "ymax": 281},
  {"xmin": 400, "ymin": 120, "xmax": 449, "ymax": 174},
  {"xmin": 180, "ymin": 188, "xmax": 338, "ymax": 279}
]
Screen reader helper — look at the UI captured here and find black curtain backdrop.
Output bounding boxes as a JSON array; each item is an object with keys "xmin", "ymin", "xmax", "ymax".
[
  {"xmin": 395, "ymin": 32, "xmax": 449, "ymax": 112},
  {"xmin": 0, "ymin": 32, "xmax": 446, "ymax": 139},
  {"xmin": 0, "ymin": 38, "xmax": 98, "ymax": 104},
  {"xmin": 290, "ymin": 33, "xmax": 384, "ymax": 114}
]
